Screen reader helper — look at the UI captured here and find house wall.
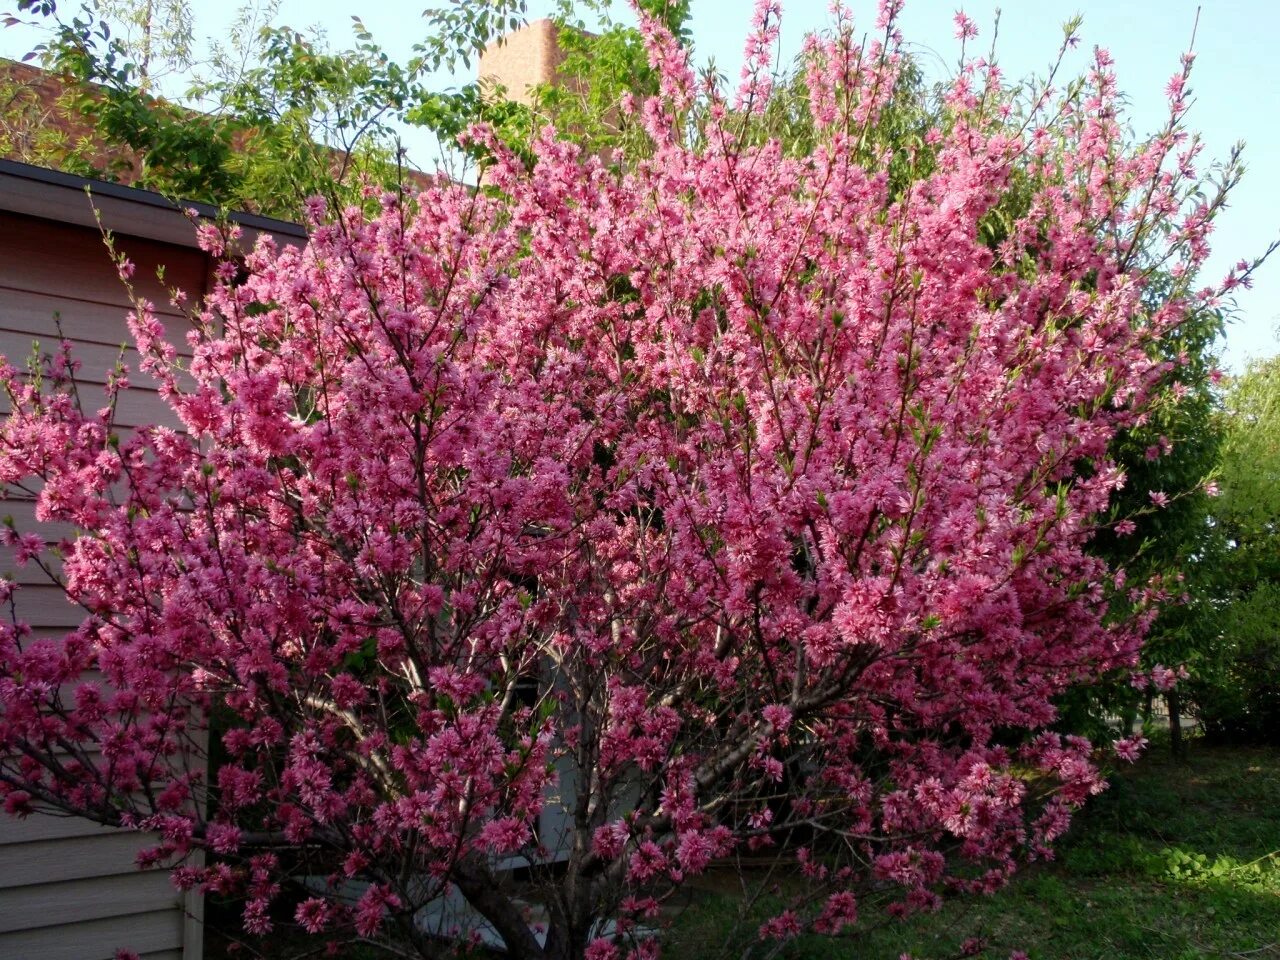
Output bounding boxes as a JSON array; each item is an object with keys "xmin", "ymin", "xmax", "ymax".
[{"xmin": 0, "ymin": 208, "xmax": 207, "ymax": 960}]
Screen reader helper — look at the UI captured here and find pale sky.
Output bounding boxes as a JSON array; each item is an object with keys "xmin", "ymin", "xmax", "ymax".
[{"xmin": 3, "ymin": 1, "xmax": 1276, "ymax": 369}]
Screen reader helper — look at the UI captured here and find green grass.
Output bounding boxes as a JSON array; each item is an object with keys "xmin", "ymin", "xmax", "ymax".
[{"xmin": 668, "ymin": 743, "xmax": 1280, "ymax": 960}]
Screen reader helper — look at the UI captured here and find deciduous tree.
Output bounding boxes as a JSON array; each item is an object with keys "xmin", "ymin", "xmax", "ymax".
[{"xmin": 0, "ymin": 3, "xmax": 1249, "ymax": 957}]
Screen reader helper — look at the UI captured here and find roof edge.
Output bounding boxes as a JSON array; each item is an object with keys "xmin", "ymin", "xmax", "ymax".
[{"xmin": 0, "ymin": 158, "xmax": 307, "ymax": 247}]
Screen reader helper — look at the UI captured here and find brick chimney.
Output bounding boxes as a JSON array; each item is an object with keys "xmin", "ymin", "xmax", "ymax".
[{"xmin": 477, "ymin": 19, "xmax": 566, "ymax": 106}]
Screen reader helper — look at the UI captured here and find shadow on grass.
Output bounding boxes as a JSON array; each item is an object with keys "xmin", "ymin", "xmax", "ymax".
[
  {"xmin": 201, "ymin": 744, "xmax": 1278, "ymax": 959},
  {"xmin": 667, "ymin": 743, "xmax": 1280, "ymax": 960}
]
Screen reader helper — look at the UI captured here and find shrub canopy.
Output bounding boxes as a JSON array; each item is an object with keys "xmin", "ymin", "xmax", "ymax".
[{"xmin": 0, "ymin": 3, "xmax": 1245, "ymax": 958}]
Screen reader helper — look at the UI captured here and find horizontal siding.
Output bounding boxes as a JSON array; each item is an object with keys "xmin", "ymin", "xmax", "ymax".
[
  {"xmin": 0, "ymin": 831, "xmax": 158, "ymax": 887},
  {"xmin": 0, "ymin": 810, "xmax": 117, "ymax": 844},
  {"xmin": 0, "ymin": 327, "xmax": 139, "ymax": 384},
  {"xmin": 0, "ymin": 213, "xmax": 207, "ymax": 314},
  {"xmin": 0, "ymin": 546, "xmax": 63, "ymax": 586},
  {"xmin": 8, "ymin": 626, "xmax": 81, "ymax": 644},
  {"xmin": 0, "ymin": 870, "xmax": 180, "ymax": 931},
  {"xmin": 0, "ymin": 908, "xmax": 184, "ymax": 960},
  {"xmin": 0, "ymin": 287, "xmax": 193, "ymax": 350},
  {"xmin": 0, "ymin": 329, "xmax": 199, "ymax": 400},
  {"xmin": 5, "ymin": 583, "xmax": 87, "ymax": 626},
  {"xmin": 0, "ymin": 209, "xmax": 211, "ymax": 960},
  {"xmin": 0, "ymin": 501, "xmax": 78, "ymax": 544}
]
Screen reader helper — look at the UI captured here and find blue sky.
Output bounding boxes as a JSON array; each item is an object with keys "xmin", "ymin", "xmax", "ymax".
[{"xmin": 3, "ymin": 1, "xmax": 1276, "ymax": 369}]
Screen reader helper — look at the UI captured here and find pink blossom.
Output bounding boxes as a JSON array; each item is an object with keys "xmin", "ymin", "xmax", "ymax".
[
  {"xmin": 761, "ymin": 704, "xmax": 793, "ymax": 733},
  {"xmin": 205, "ymin": 822, "xmax": 242, "ymax": 854},
  {"xmin": 954, "ymin": 11, "xmax": 979, "ymax": 40},
  {"xmin": 354, "ymin": 885, "xmax": 400, "ymax": 938},
  {"xmin": 295, "ymin": 897, "xmax": 332, "ymax": 934},
  {"xmin": 759, "ymin": 910, "xmax": 802, "ymax": 941},
  {"xmin": 2, "ymin": 790, "xmax": 32, "ymax": 817},
  {"xmin": 815, "ymin": 890, "xmax": 858, "ymax": 933},
  {"xmin": 593, "ymin": 821, "xmax": 630, "ymax": 860},
  {"xmin": 1113, "ymin": 736, "xmax": 1148, "ymax": 762}
]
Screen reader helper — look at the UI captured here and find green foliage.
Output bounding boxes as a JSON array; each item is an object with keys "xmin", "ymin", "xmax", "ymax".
[
  {"xmin": 1047, "ymin": 136, "xmax": 1255, "ymax": 748},
  {"xmin": 0, "ymin": 67, "xmax": 69, "ymax": 160},
  {"xmin": 400, "ymin": 0, "xmax": 547, "ymax": 167},
  {"xmin": 1058, "ymin": 294, "xmax": 1227, "ymax": 743},
  {"xmin": 418, "ymin": 0, "xmax": 528, "ymax": 73},
  {"xmin": 529, "ymin": 0, "xmax": 690, "ymax": 160},
  {"xmin": 1218, "ymin": 355, "xmax": 1280, "ymax": 544},
  {"xmin": 207, "ymin": 22, "xmax": 416, "ymax": 210},
  {"xmin": 4, "ymin": 0, "xmax": 535, "ymax": 218},
  {"xmin": 1190, "ymin": 356, "xmax": 1280, "ymax": 743},
  {"xmin": 91, "ymin": 0, "xmax": 195, "ymax": 85},
  {"xmin": 405, "ymin": 79, "xmax": 539, "ymax": 168},
  {"xmin": 44, "ymin": 13, "xmax": 244, "ymax": 198}
]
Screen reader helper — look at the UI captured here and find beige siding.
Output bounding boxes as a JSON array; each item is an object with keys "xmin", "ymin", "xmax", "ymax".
[
  {"xmin": 0, "ymin": 209, "xmax": 207, "ymax": 960},
  {"xmin": 0, "ymin": 909, "xmax": 184, "ymax": 960},
  {"xmin": 5, "ymin": 584, "xmax": 89, "ymax": 627},
  {"xmin": 0, "ymin": 810, "xmax": 117, "ymax": 845},
  {"xmin": 0, "ymin": 872, "xmax": 179, "ymax": 931},
  {"xmin": 0, "ymin": 831, "xmax": 163, "ymax": 886}
]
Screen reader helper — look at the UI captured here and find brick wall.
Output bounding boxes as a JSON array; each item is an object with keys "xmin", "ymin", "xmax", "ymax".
[
  {"xmin": 0, "ymin": 59, "xmax": 146, "ymax": 180},
  {"xmin": 477, "ymin": 19, "xmax": 565, "ymax": 106}
]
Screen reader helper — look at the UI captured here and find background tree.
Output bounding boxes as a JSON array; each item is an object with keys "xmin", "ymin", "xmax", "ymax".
[
  {"xmin": 1058, "ymin": 282, "xmax": 1227, "ymax": 753},
  {"xmin": 91, "ymin": 0, "xmax": 194, "ymax": 88},
  {"xmin": 3, "ymin": 0, "xmax": 531, "ymax": 216},
  {"xmin": 1188, "ymin": 354, "xmax": 1280, "ymax": 743}
]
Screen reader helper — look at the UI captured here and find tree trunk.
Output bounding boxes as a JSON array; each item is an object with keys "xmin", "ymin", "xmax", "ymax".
[
  {"xmin": 1122, "ymin": 698, "xmax": 1140, "ymax": 736},
  {"xmin": 453, "ymin": 862, "xmax": 548, "ymax": 960},
  {"xmin": 1167, "ymin": 689, "xmax": 1184, "ymax": 758}
]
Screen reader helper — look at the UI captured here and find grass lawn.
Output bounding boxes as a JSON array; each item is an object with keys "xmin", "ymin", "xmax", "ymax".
[{"xmin": 668, "ymin": 742, "xmax": 1280, "ymax": 960}]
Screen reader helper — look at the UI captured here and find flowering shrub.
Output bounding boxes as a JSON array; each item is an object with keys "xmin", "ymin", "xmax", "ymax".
[{"xmin": 0, "ymin": 3, "xmax": 1242, "ymax": 957}]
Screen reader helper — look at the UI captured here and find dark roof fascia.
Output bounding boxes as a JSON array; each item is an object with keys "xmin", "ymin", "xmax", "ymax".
[{"xmin": 0, "ymin": 158, "xmax": 307, "ymax": 249}]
